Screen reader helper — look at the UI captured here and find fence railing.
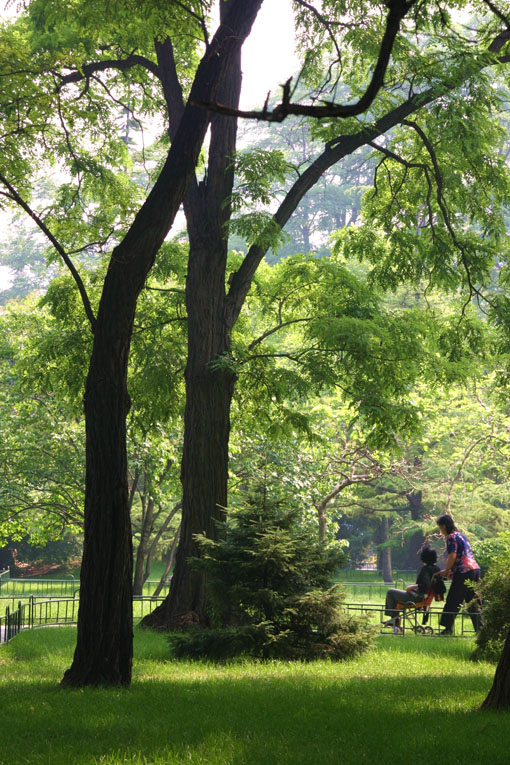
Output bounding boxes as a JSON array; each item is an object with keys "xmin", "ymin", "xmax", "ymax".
[
  {"xmin": 0, "ymin": 577, "xmax": 79, "ymax": 596},
  {"xmin": 339, "ymin": 580, "xmax": 406, "ymax": 601},
  {"xmin": 0, "ymin": 576, "xmax": 172, "ymax": 598},
  {"xmin": 0, "ymin": 600, "xmax": 22, "ymax": 643},
  {"xmin": 340, "ymin": 580, "xmax": 451, "ymax": 603},
  {"xmin": 0, "ymin": 569, "xmax": 10, "ymax": 592},
  {"xmin": 345, "ymin": 602, "xmax": 477, "ymax": 637},
  {"xmin": 1, "ymin": 594, "xmax": 476, "ymax": 646},
  {"xmin": 0, "ymin": 595, "xmax": 167, "ymax": 644}
]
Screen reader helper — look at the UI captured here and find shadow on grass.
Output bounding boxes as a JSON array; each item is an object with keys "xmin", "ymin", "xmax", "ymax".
[{"xmin": 0, "ymin": 629, "xmax": 506, "ymax": 765}]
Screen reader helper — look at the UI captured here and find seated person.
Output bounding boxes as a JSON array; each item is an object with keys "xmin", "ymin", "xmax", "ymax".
[{"xmin": 383, "ymin": 546, "xmax": 441, "ymax": 628}]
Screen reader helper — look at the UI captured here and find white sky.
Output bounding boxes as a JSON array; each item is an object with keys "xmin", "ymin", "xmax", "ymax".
[
  {"xmin": 0, "ymin": 0, "xmax": 299, "ymax": 291},
  {"xmin": 240, "ymin": 0, "xmax": 298, "ymax": 109}
]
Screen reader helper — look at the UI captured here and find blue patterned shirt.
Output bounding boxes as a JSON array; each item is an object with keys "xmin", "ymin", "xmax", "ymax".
[{"xmin": 446, "ymin": 532, "xmax": 480, "ymax": 574}]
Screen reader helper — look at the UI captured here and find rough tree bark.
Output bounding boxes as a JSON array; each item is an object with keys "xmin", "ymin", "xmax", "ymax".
[
  {"xmin": 481, "ymin": 629, "xmax": 510, "ymax": 709},
  {"xmin": 61, "ymin": 0, "xmax": 264, "ymax": 685},
  {"xmin": 142, "ymin": 13, "xmax": 241, "ymax": 629}
]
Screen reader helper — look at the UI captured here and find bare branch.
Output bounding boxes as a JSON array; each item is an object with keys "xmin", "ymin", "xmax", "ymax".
[
  {"xmin": 247, "ymin": 317, "xmax": 313, "ymax": 351},
  {"xmin": 170, "ymin": 0, "xmax": 209, "ymax": 46},
  {"xmin": 402, "ymin": 119, "xmax": 480, "ymax": 302},
  {"xmin": 444, "ymin": 433, "xmax": 509, "ymax": 510}
]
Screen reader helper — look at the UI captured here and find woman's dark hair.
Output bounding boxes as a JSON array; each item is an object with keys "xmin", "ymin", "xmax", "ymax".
[
  {"xmin": 420, "ymin": 546, "xmax": 437, "ymax": 565},
  {"xmin": 436, "ymin": 514, "xmax": 456, "ymax": 534}
]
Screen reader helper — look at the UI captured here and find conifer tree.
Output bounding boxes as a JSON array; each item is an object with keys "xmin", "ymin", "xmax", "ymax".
[{"xmin": 169, "ymin": 482, "xmax": 375, "ymax": 660}]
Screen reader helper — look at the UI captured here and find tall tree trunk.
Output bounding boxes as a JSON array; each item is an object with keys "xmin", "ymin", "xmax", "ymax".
[
  {"xmin": 60, "ymin": 1, "xmax": 265, "ymax": 683},
  {"xmin": 481, "ymin": 627, "xmax": 510, "ymax": 709},
  {"xmin": 141, "ymin": 243, "xmax": 237, "ymax": 628},
  {"xmin": 378, "ymin": 516, "xmax": 393, "ymax": 583},
  {"xmin": 141, "ymin": 24, "xmax": 242, "ymax": 630},
  {"xmin": 61, "ymin": 289, "xmax": 135, "ymax": 686}
]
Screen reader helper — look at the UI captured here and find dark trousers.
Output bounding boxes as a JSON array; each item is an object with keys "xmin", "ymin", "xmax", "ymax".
[
  {"xmin": 385, "ymin": 588, "xmax": 422, "ymax": 619},
  {"xmin": 440, "ymin": 569, "xmax": 481, "ymax": 632}
]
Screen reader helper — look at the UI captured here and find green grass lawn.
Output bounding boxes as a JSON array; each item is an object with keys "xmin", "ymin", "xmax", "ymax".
[{"xmin": 0, "ymin": 627, "xmax": 507, "ymax": 765}]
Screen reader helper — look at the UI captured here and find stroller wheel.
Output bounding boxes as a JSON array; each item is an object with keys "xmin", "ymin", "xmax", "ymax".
[
  {"xmin": 424, "ymin": 626, "xmax": 434, "ymax": 635},
  {"xmin": 414, "ymin": 626, "xmax": 425, "ymax": 634}
]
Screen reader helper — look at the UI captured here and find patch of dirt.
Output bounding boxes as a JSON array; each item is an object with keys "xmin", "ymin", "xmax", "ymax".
[{"xmin": 12, "ymin": 561, "xmax": 80, "ymax": 578}]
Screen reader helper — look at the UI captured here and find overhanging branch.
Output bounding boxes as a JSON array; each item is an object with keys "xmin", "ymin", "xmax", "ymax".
[
  {"xmin": 196, "ymin": 0, "xmax": 416, "ymax": 121},
  {"xmin": 57, "ymin": 53, "xmax": 159, "ymax": 89},
  {"xmin": 225, "ymin": 33, "xmax": 510, "ymax": 325}
]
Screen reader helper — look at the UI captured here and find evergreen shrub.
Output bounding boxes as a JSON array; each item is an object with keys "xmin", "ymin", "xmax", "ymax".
[{"xmin": 168, "ymin": 486, "xmax": 376, "ymax": 661}]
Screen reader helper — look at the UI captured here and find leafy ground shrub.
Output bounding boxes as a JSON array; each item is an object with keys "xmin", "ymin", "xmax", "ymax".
[
  {"xmin": 168, "ymin": 486, "xmax": 375, "ymax": 661},
  {"xmin": 472, "ymin": 534, "xmax": 510, "ymax": 661},
  {"xmin": 472, "ymin": 532, "xmax": 510, "ymax": 575}
]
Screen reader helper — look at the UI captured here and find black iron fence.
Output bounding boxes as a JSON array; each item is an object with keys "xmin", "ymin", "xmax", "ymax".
[
  {"xmin": 345, "ymin": 602, "xmax": 477, "ymax": 637},
  {"xmin": 0, "ymin": 595, "xmax": 476, "ymax": 646},
  {"xmin": 0, "ymin": 577, "xmax": 79, "ymax": 597},
  {"xmin": 0, "ymin": 600, "xmax": 23, "ymax": 643},
  {"xmin": 0, "ymin": 576, "xmax": 171, "ymax": 598},
  {"xmin": 0, "ymin": 595, "xmax": 167, "ymax": 644},
  {"xmin": 0, "ymin": 569, "xmax": 9, "ymax": 592}
]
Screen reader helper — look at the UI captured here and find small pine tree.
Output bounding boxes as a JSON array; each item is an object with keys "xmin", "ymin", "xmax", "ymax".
[{"xmin": 168, "ymin": 485, "xmax": 375, "ymax": 660}]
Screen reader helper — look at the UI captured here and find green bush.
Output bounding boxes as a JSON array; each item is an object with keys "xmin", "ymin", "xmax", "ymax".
[
  {"xmin": 472, "ymin": 534, "xmax": 510, "ymax": 662},
  {"xmin": 168, "ymin": 486, "xmax": 375, "ymax": 661},
  {"xmin": 472, "ymin": 533, "xmax": 510, "ymax": 575}
]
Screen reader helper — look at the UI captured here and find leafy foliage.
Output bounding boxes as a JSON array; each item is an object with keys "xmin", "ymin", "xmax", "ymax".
[{"xmin": 473, "ymin": 534, "xmax": 510, "ymax": 662}]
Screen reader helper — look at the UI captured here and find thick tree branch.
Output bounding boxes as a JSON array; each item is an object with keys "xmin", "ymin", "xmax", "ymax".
[
  {"xmin": 226, "ymin": 90, "xmax": 442, "ymax": 322},
  {"xmin": 154, "ymin": 37, "xmax": 185, "ymax": 139},
  {"xmin": 57, "ymin": 54, "xmax": 159, "ymax": 89},
  {"xmin": 225, "ymin": 36, "xmax": 510, "ymax": 325},
  {"xmin": 482, "ymin": 0, "xmax": 510, "ymax": 31},
  {"xmin": 197, "ymin": 0, "xmax": 416, "ymax": 121}
]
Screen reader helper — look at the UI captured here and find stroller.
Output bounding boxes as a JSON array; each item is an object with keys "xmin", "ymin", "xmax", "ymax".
[{"xmin": 392, "ymin": 578, "xmax": 445, "ymax": 635}]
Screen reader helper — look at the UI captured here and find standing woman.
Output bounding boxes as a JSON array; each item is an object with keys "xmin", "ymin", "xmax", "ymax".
[{"xmin": 437, "ymin": 514, "xmax": 481, "ymax": 635}]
